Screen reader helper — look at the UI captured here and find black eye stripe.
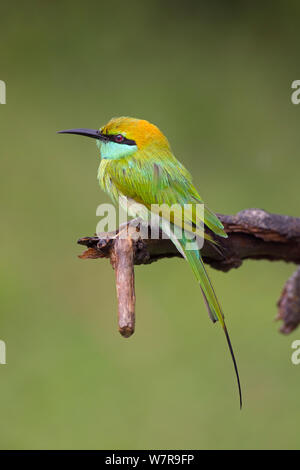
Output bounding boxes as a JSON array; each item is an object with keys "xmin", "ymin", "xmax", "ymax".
[{"xmin": 100, "ymin": 133, "xmax": 136, "ymax": 146}]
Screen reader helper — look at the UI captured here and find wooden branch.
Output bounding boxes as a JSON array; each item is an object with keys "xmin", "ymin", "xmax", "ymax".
[
  {"xmin": 277, "ymin": 267, "xmax": 300, "ymax": 334},
  {"xmin": 110, "ymin": 237, "xmax": 136, "ymax": 338},
  {"xmin": 78, "ymin": 208, "xmax": 300, "ymax": 335}
]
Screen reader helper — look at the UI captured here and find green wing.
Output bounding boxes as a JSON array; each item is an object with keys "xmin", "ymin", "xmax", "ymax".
[{"xmin": 104, "ymin": 147, "xmax": 227, "ymax": 239}]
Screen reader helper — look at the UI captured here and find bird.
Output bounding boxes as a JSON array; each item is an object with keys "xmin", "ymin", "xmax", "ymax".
[{"xmin": 58, "ymin": 116, "xmax": 242, "ymax": 408}]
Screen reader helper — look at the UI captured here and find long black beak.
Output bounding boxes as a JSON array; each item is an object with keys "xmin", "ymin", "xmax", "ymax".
[{"xmin": 57, "ymin": 128, "xmax": 103, "ymax": 140}]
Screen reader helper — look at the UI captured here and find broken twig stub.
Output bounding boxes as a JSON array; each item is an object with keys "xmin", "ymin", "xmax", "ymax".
[{"xmin": 110, "ymin": 237, "xmax": 136, "ymax": 338}]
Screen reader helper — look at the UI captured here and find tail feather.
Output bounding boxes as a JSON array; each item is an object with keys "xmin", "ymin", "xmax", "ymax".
[
  {"xmin": 185, "ymin": 251, "xmax": 243, "ymax": 408},
  {"xmin": 160, "ymin": 219, "xmax": 242, "ymax": 408},
  {"xmin": 223, "ymin": 324, "xmax": 243, "ymax": 409},
  {"xmin": 181, "ymin": 241, "xmax": 242, "ymax": 409},
  {"xmin": 200, "ymin": 286, "xmax": 217, "ymax": 323}
]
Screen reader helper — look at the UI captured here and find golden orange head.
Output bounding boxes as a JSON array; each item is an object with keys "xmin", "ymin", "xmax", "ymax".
[{"xmin": 100, "ymin": 116, "xmax": 170, "ymax": 150}]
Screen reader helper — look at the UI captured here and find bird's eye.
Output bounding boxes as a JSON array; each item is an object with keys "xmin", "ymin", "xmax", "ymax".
[{"xmin": 114, "ymin": 134, "xmax": 125, "ymax": 143}]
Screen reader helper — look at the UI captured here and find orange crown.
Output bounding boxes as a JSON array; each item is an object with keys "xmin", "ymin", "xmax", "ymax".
[{"xmin": 100, "ymin": 117, "xmax": 170, "ymax": 149}]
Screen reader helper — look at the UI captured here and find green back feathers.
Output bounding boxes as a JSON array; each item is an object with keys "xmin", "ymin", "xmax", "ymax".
[{"xmin": 98, "ymin": 145, "xmax": 227, "ymax": 239}]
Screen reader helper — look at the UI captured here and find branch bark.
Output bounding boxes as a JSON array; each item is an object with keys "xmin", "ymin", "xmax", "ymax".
[
  {"xmin": 78, "ymin": 208, "xmax": 300, "ymax": 335},
  {"xmin": 110, "ymin": 237, "xmax": 136, "ymax": 338}
]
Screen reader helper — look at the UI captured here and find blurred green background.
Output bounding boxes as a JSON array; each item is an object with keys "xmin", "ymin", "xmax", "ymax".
[{"xmin": 1, "ymin": 0, "xmax": 300, "ymax": 450}]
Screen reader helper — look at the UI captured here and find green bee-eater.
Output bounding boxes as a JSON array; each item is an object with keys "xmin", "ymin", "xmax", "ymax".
[{"xmin": 59, "ymin": 117, "xmax": 242, "ymax": 408}]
